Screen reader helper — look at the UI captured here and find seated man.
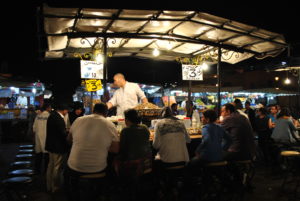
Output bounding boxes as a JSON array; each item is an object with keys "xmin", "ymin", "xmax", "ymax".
[
  {"xmin": 153, "ymin": 107, "xmax": 191, "ymax": 172},
  {"xmin": 65, "ymin": 103, "xmax": 119, "ymax": 201},
  {"xmin": 221, "ymin": 103, "xmax": 256, "ymax": 161},
  {"xmin": 115, "ymin": 109, "xmax": 152, "ymax": 201},
  {"xmin": 183, "ymin": 109, "xmax": 231, "ymax": 189}
]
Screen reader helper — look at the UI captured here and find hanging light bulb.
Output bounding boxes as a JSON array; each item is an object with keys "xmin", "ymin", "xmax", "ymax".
[
  {"xmin": 153, "ymin": 48, "xmax": 160, "ymax": 57},
  {"xmin": 284, "ymin": 78, "xmax": 291, "ymax": 84},
  {"xmin": 201, "ymin": 62, "xmax": 209, "ymax": 71},
  {"xmin": 166, "ymin": 42, "xmax": 172, "ymax": 50},
  {"xmin": 95, "ymin": 53, "xmax": 104, "ymax": 63}
]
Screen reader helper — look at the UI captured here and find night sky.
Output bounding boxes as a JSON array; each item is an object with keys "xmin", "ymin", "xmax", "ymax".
[{"xmin": 1, "ymin": 1, "xmax": 300, "ymax": 100}]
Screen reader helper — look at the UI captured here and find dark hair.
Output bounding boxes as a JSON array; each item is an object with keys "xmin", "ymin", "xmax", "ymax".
[
  {"xmin": 224, "ymin": 103, "xmax": 236, "ymax": 113},
  {"xmin": 245, "ymin": 101, "xmax": 251, "ymax": 105},
  {"xmin": 72, "ymin": 101, "xmax": 84, "ymax": 110},
  {"xmin": 234, "ymin": 99, "xmax": 243, "ymax": 109},
  {"xmin": 160, "ymin": 107, "xmax": 173, "ymax": 118},
  {"xmin": 277, "ymin": 107, "xmax": 291, "ymax": 119},
  {"xmin": 257, "ymin": 107, "xmax": 268, "ymax": 115},
  {"xmin": 124, "ymin": 109, "xmax": 140, "ymax": 124},
  {"xmin": 56, "ymin": 103, "xmax": 70, "ymax": 110},
  {"xmin": 93, "ymin": 103, "xmax": 108, "ymax": 115},
  {"xmin": 234, "ymin": 99, "xmax": 242, "ymax": 104},
  {"xmin": 171, "ymin": 103, "xmax": 177, "ymax": 108},
  {"xmin": 42, "ymin": 103, "xmax": 51, "ymax": 111},
  {"xmin": 203, "ymin": 109, "xmax": 217, "ymax": 122}
]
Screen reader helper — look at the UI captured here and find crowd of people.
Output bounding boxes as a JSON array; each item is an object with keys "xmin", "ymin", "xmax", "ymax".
[{"xmin": 30, "ymin": 75, "xmax": 300, "ymax": 201}]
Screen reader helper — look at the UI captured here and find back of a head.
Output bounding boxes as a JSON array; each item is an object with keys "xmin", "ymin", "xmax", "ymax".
[
  {"xmin": 224, "ymin": 103, "xmax": 236, "ymax": 113},
  {"xmin": 245, "ymin": 101, "xmax": 251, "ymax": 106},
  {"xmin": 55, "ymin": 103, "xmax": 70, "ymax": 111},
  {"xmin": 258, "ymin": 107, "xmax": 268, "ymax": 115},
  {"xmin": 93, "ymin": 103, "xmax": 108, "ymax": 115},
  {"xmin": 42, "ymin": 103, "xmax": 51, "ymax": 111},
  {"xmin": 234, "ymin": 99, "xmax": 243, "ymax": 109},
  {"xmin": 160, "ymin": 107, "xmax": 173, "ymax": 118},
  {"xmin": 203, "ymin": 109, "xmax": 217, "ymax": 122},
  {"xmin": 124, "ymin": 109, "xmax": 140, "ymax": 124},
  {"xmin": 277, "ymin": 107, "xmax": 291, "ymax": 119},
  {"xmin": 171, "ymin": 103, "xmax": 177, "ymax": 109},
  {"xmin": 73, "ymin": 101, "xmax": 84, "ymax": 110}
]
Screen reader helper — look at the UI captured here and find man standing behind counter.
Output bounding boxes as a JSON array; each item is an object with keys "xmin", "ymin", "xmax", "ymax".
[{"xmin": 107, "ymin": 73, "xmax": 148, "ymax": 116}]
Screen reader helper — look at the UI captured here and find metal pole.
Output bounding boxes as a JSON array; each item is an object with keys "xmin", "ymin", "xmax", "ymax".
[
  {"xmin": 103, "ymin": 37, "xmax": 108, "ymax": 100},
  {"xmin": 188, "ymin": 80, "xmax": 192, "ymax": 102},
  {"xmin": 187, "ymin": 80, "xmax": 192, "ymax": 117},
  {"xmin": 217, "ymin": 47, "xmax": 222, "ymax": 116},
  {"xmin": 90, "ymin": 91, "xmax": 93, "ymax": 114}
]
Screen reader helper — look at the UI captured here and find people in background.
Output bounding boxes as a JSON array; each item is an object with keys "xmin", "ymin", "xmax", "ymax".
[
  {"xmin": 33, "ymin": 103, "xmax": 52, "ymax": 174},
  {"xmin": 245, "ymin": 101, "xmax": 256, "ymax": 129},
  {"xmin": 221, "ymin": 103, "xmax": 256, "ymax": 161},
  {"xmin": 16, "ymin": 92, "xmax": 28, "ymax": 108},
  {"xmin": 170, "ymin": 103, "xmax": 179, "ymax": 116},
  {"xmin": 271, "ymin": 107, "xmax": 299, "ymax": 145},
  {"xmin": 67, "ymin": 101, "xmax": 84, "ymax": 126},
  {"xmin": 254, "ymin": 107, "xmax": 271, "ymax": 166},
  {"xmin": 233, "ymin": 98, "xmax": 249, "ymax": 119},
  {"xmin": 268, "ymin": 105, "xmax": 278, "ymax": 130},
  {"xmin": 107, "ymin": 73, "xmax": 148, "ymax": 116},
  {"xmin": 45, "ymin": 103, "xmax": 70, "ymax": 193}
]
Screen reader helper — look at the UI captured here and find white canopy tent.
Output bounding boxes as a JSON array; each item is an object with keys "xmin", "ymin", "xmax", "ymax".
[
  {"xmin": 38, "ymin": 4, "xmax": 288, "ymax": 113},
  {"xmin": 41, "ymin": 4, "xmax": 286, "ymax": 63}
]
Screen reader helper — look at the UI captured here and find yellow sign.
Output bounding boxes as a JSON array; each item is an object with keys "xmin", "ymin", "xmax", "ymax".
[{"xmin": 85, "ymin": 79, "xmax": 102, "ymax": 91}]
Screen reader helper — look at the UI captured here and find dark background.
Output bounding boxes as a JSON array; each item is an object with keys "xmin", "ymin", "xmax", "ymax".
[{"xmin": 1, "ymin": 1, "xmax": 299, "ymax": 101}]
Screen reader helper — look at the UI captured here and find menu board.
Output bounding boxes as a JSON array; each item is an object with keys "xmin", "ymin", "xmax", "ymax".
[{"xmin": 80, "ymin": 60, "xmax": 103, "ymax": 79}]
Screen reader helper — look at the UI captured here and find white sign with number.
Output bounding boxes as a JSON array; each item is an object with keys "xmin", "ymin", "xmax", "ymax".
[
  {"xmin": 80, "ymin": 60, "xmax": 103, "ymax": 79},
  {"xmin": 182, "ymin": 64, "xmax": 203, "ymax": 80}
]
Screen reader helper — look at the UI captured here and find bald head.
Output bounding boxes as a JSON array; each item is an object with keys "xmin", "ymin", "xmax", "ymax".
[{"xmin": 113, "ymin": 73, "xmax": 126, "ymax": 87}]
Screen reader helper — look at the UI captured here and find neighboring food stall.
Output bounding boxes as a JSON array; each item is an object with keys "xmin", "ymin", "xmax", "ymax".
[{"xmin": 0, "ymin": 75, "xmax": 47, "ymax": 143}]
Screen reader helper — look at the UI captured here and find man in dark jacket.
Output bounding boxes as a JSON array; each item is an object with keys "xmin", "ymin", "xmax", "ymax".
[
  {"xmin": 45, "ymin": 103, "xmax": 69, "ymax": 193},
  {"xmin": 221, "ymin": 103, "xmax": 256, "ymax": 161}
]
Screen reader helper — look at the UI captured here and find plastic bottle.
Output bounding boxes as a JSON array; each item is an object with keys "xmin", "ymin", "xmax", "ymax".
[{"xmin": 117, "ymin": 118, "xmax": 125, "ymax": 132}]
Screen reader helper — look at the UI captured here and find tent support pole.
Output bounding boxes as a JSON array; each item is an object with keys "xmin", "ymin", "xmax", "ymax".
[
  {"xmin": 103, "ymin": 37, "xmax": 108, "ymax": 101},
  {"xmin": 217, "ymin": 47, "xmax": 222, "ymax": 116}
]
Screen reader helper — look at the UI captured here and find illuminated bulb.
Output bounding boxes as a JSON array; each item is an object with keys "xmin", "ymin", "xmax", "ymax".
[
  {"xmin": 152, "ymin": 21, "xmax": 160, "ymax": 26},
  {"xmin": 153, "ymin": 48, "xmax": 160, "ymax": 57},
  {"xmin": 201, "ymin": 63, "xmax": 209, "ymax": 71},
  {"xmin": 276, "ymin": 88, "xmax": 279, "ymax": 90},
  {"xmin": 275, "ymin": 77, "xmax": 279, "ymax": 81},
  {"xmin": 95, "ymin": 54, "xmax": 104, "ymax": 63},
  {"xmin": 166, "ymin": 42, "xmax": 172, "ymax": 50},
  {"xmin": 284, "ymin": 78, "xmax": 291, "ymax": 84},
  {"xmin": 216, "ymin": 84, "xmax": 218, "ymax": 87},
  {"xmin": 163, "ymin": 21, "xmax": 170, "ymax": 26},
  {"xmin": 32, "ymin": 88, "xmax": 37, "ymax": 94}
]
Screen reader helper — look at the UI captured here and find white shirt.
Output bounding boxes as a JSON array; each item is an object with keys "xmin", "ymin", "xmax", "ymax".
[
  {"xmin": 33, "ymin": 111, "xmax": 50, "ymax": 153},
  {"xmin": 153, "ymin": 118, "xmax": 191, "ymax": 163},
  {"xmin": 108, "ymin": 82, "xmax": 146, "ymax": 116},
  {"xmin": 68, "ymin": 114, "xmax": 119, "ymax": 173},
  {"xmin": 16, "ymin": 96, "xmax": 27, "ymax": 107}
]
